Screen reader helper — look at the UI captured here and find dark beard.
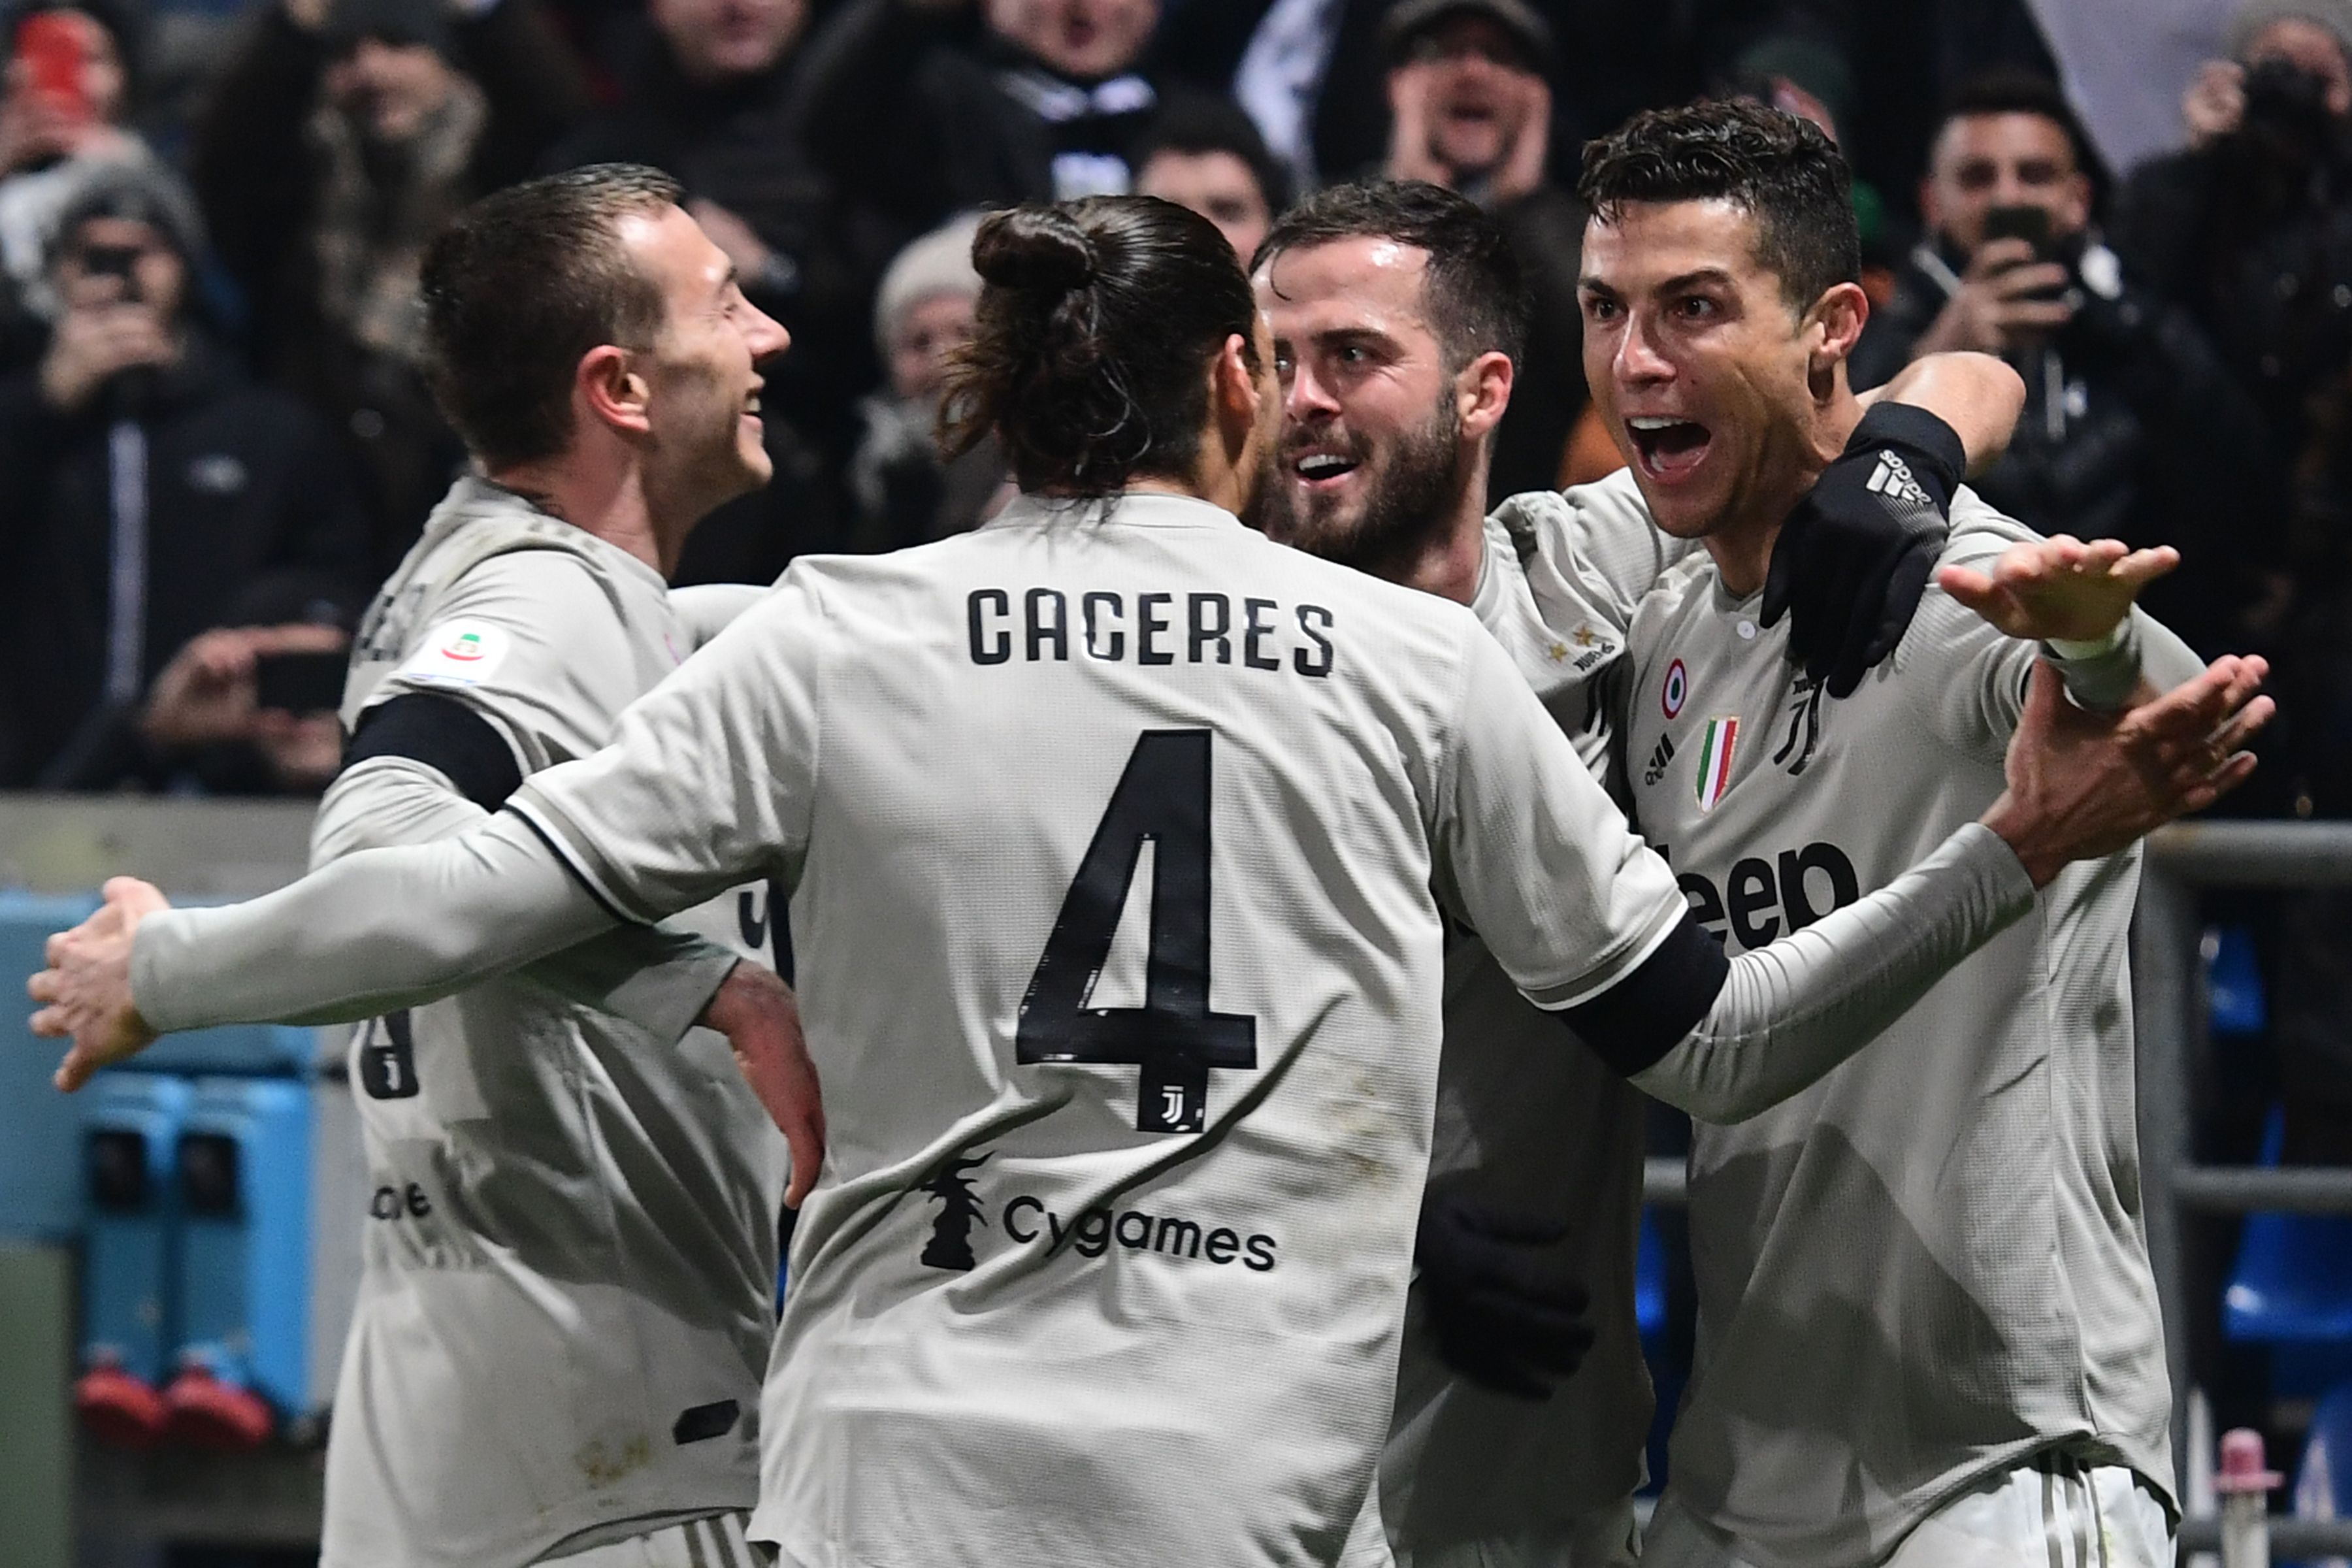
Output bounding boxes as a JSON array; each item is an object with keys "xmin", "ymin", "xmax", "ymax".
[{"xmin": 1254, "ymin": 397, "xmax": 1464, "ymax": 575}]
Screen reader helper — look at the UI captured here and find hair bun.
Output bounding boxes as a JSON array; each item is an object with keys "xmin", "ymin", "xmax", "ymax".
[{"xmin": 973, "ymin": 206, "xmax": 1099, "ymax": 295}]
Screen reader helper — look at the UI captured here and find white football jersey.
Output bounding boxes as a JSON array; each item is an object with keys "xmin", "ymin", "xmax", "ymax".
[
  {"xmin": 504, "ymin": 491, "xmax": 1695, "ymax": 1568},
  {"xmin": 1620, "ymin": 494, "xmax": 2175, "ymax": 1568},
  {"xmin": 1384, "ymin": 475, "xmax": 1693, "ymax": 1561},
  {"xmin": 314, "ymin": 478, "xmax": 789, "ymax": 1568}
]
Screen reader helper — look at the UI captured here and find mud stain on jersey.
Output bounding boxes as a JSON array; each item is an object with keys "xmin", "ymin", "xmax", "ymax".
[{"xmin": 574, "ymin": 1431, "xmax": 653, "ymax": 1488}]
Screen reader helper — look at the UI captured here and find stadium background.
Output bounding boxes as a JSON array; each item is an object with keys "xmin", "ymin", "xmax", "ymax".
[{"xmin": 4, "ymin": 0, "xmax": 2352, "ymax": 1560}]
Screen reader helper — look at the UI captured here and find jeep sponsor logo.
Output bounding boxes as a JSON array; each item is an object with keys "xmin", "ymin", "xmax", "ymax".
[{"xmin": 1671, "ymin": 840, "xmax": 1860, "ymax": 951}]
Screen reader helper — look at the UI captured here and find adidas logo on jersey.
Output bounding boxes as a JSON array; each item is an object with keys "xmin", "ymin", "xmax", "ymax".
[
  {"xmin": 1643, "ymin": 732, "xmax": 1676, "ymax": 786},
  {"xmin": 1863, "ymin": 451, "xmax": 1934, "ymax": 511}
]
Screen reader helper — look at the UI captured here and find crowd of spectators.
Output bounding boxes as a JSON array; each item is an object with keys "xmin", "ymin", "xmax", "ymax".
[{"xmin": 9, "ymin": 0, "xmax": 2341, "ymax": 800}]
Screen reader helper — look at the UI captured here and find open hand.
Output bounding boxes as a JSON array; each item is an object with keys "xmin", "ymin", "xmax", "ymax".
[
  {"xmin": 1384, "ymin": 63, "xmax": 1448, "ymax": 185},
  {"xmin": 27, "ymin": 877, "xmax": 169, "ymax": 1090},
  {"xmin": 1982, "ymin": 656, "xmax": 2272, "ymax": 885},
  {"xmin": 2185, "ymin": 59, "xmax": 2246, "ymax": 145},
  {"xmin": 699, "ymin": 960, "xmax": 826, "ymax": 1207},
  {"xmin": 1938, "ymin": 534, "xmax": 2179, "ymax": 644}
]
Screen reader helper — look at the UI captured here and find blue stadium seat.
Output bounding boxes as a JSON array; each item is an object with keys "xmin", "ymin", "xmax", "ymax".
[
  {"xmin": 2287, "ymin": 1380, "xmax": 2352, "ymax": 1568},
  {"xmin": 2226, "ymin": 1111, "xmax": 2352, "ymax": 1354},
  {"xmin": 0, "ymin": 890, "xmax": 101, "ymax": 1239},
  {"xmin": 2206, "ymin": 923, "xmax": 2268, "ymax": 1037}
]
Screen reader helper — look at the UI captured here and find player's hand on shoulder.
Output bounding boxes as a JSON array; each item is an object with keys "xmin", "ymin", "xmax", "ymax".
[
  {"xmin": 1412, "ymin": 1190, "xmax": 1593, "ymax": 1401},
  {"xmin": 1763, "ymin": 404, "xmax": 1961, "ymax": 699},
  {"xmin": 700, "ymin": 960, "xmax": 826, "ymax": 1207},
  {"xmin": 1937, "ymin": 534, "xmax": 2179, "ymax": 645},
  {"xmin": 27, "ymin": 877, "xmax": 170, "ymax": 1090}
]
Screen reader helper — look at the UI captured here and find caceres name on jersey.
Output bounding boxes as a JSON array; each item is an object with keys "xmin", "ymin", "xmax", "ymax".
[{"xmin": 966, "ymin": 587, "xmax": 1337, "ymax": 675}]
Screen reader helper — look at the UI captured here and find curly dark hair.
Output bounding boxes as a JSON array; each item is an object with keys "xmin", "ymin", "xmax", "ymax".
[
  {"xmin": 419, "ymin": 164, "xmax": 680, "ymax": 470},
  {"xmin": 1578, "ymin": 99, "xmax": 1859, "ymax": 313},
  {"xmin": 941, "ymin": 196, "xmax": 1260, "ymax": 495},
  {"xmin": 1251, "ymin": 179, "xmax": 1528, "ymax": 368}
]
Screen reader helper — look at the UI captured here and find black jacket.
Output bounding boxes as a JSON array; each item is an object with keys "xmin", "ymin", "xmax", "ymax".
[
  {"xmin": 1850, "ymin": 235, "xmax": 2285, "ymax": 657},
  {"xmin": 0, "ymin": 338, "xmax": 370, "ymax": 787},
  {"xmin": 189, "ymin": 2, "xmax": 587, "ymax": 572},
  {"xmin": 2112, "ymin": 127, "xmax": 2352, "ymax": 455},
  {"xmin": 549, "ymin": 41, "xmax": 869, "ymax": 458},
  {"xmin": 1488, "ymin": 183, "xmax": 1588, "ymax": 502},
  {"xmin": 791, "ymin": 0, "xmax": 1229, "ymax": 263}
]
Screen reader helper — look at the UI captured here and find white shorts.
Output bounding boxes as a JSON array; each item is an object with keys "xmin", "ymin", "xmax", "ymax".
[
  {"xmin": 539, "ymin": 1512, "xmax": 760, "ymax": 1568},
  {"xmin": 1642, "ymin": 1458, "xmax": 2174, "ymax": 1568},
  {"xmin": 1394, "ymin": 1496, "xmax": 1642, "ymax": 1568}
]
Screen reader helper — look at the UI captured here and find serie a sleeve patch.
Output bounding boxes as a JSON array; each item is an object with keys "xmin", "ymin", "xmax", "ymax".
[{"xmin": 394, "ymin": 619, "xmax": 514, "ymax": 687}]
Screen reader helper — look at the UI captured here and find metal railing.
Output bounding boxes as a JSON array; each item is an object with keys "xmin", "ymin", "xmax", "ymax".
[{"xmin": 2136, "ymin": 822, "xmax": 2352, "ymax": 1556}]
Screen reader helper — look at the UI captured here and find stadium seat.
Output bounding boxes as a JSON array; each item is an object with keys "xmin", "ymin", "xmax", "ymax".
[
  {"xmin": 0, "ymin": 891, "xmax": 101, "ymax": 1239},
  {"xmin": 2206, "ymin": 923, "xmax": 2268, "ymax": 1037},
  {"xmin": 2288, "ymin": 1380, "xmax": 2352, "ymax": 1568},
  {"xmin": 2225, "ymin": 1111, "xmax": 2352, "ymax": 1360}
]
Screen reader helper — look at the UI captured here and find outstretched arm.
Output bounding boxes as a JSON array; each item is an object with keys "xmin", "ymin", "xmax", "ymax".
[
  {"xmin": 1620, "ymin": 656, "xmax": 2267, "ymax": 1121},
  {"xmin": 1439, "ymin": 623, "xmax": 2268, "ymax": 1127},
  {"xmin": 1937, "ymin": 532, "xmax": 2208, "ymax": 713}
]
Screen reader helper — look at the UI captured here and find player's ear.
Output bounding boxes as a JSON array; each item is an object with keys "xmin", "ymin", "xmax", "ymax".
[
  {"xmin": 578, "ymin": 344, "xmax": 652, "ymax": 436},
  {"xmin": 1456, "ymin": 349, "xmax": 1514, "ymax": 442},
  {"xmin": 1803, "ymin": 282, "xmax": 1869, "ymax": 397},
  {"xmin": 1209, "ymin": 331, "xmax": 1262, "ymax": 451}
]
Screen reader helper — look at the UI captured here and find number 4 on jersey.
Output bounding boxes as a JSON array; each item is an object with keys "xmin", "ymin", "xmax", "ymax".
[{"xmin": 1017, "ymin": 729, "xmax": 1256, "ymax": 1134}]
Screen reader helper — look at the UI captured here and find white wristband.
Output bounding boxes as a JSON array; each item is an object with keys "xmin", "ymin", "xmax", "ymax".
[{"xmin": 2045, "ymin": 623, "xmax": 2129, "ymax": 661}]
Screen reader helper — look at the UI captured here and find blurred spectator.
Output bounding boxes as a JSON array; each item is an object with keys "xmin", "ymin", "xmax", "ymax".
[
  {"xmin": 548, "ymin": 0, "xmax": 872, "ymax": 453},
  {"xmin": 791, "ymin": 0, "xmax": 1232, "ymax": 269},
  {"xmin": 1377, "ymin": 0, "xmax": 1584, "ymax": 500},
  {"xmin": 0, "ymin": 0, "xmax": 158, "ymax": 367},
  {"xmin": 190, "ymin": 0, "xmax": 586, "ymax": 576},
  {"xmin": 843, "ymin": 211, "xmax": 1005, "ymax": 551},
  {"xmin": 0, "ymin": 161, "xmax": 368, "ymax": 792},
  {"xmin": 1852, "ymin": 70, "xmax": 2282, "ymax": 656},
  {"xmin": 1132, "ymin": 94, "xmax": 1286, "ymax": 259},
  {"xmin": 2112, "ymin": 0, "xmax": 2352, "ymax": 455},
  {"xmin": 1752, "ymin": 0, "xmax": 2066, "ymax": 237},
  {"xmin": 1718, "ymin": 34, "xmax": 1906, "ymax": 297}
]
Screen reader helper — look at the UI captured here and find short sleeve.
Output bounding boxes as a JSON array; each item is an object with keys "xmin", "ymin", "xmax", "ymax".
[
  {"xmin": 1433, "ymin": 615, "xmax": 1691, "ymax": 1009},
  {"xmin": 506, "ymin": 568, "xmax": 828, "ymax": 924},
  {"xmin": 370, "ymin": 549, "xmax": 641, "ymax": 768},
  {"xmin": 1491, "ymin": 470, "xmax": 1697, "ymax": 635}
]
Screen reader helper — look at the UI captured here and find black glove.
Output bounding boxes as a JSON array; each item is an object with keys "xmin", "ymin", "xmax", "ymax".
[
  {"xmin": 1413, "ymin": 1191, "xmax": 1594, "ymax": 1401},
  {"xmin": 1761, "ymin": 402, "xmax": 1963, "ymax": 698}
]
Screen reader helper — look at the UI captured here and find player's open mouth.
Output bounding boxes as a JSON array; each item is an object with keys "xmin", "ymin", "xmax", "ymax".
[
  {"xmin": 1626, "ymin": 416, "xmax": 1710, "ymax": 483},
  {"xmin": 1290, "ymin": 449, "xmax": 1362, "ymax": 491}
]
